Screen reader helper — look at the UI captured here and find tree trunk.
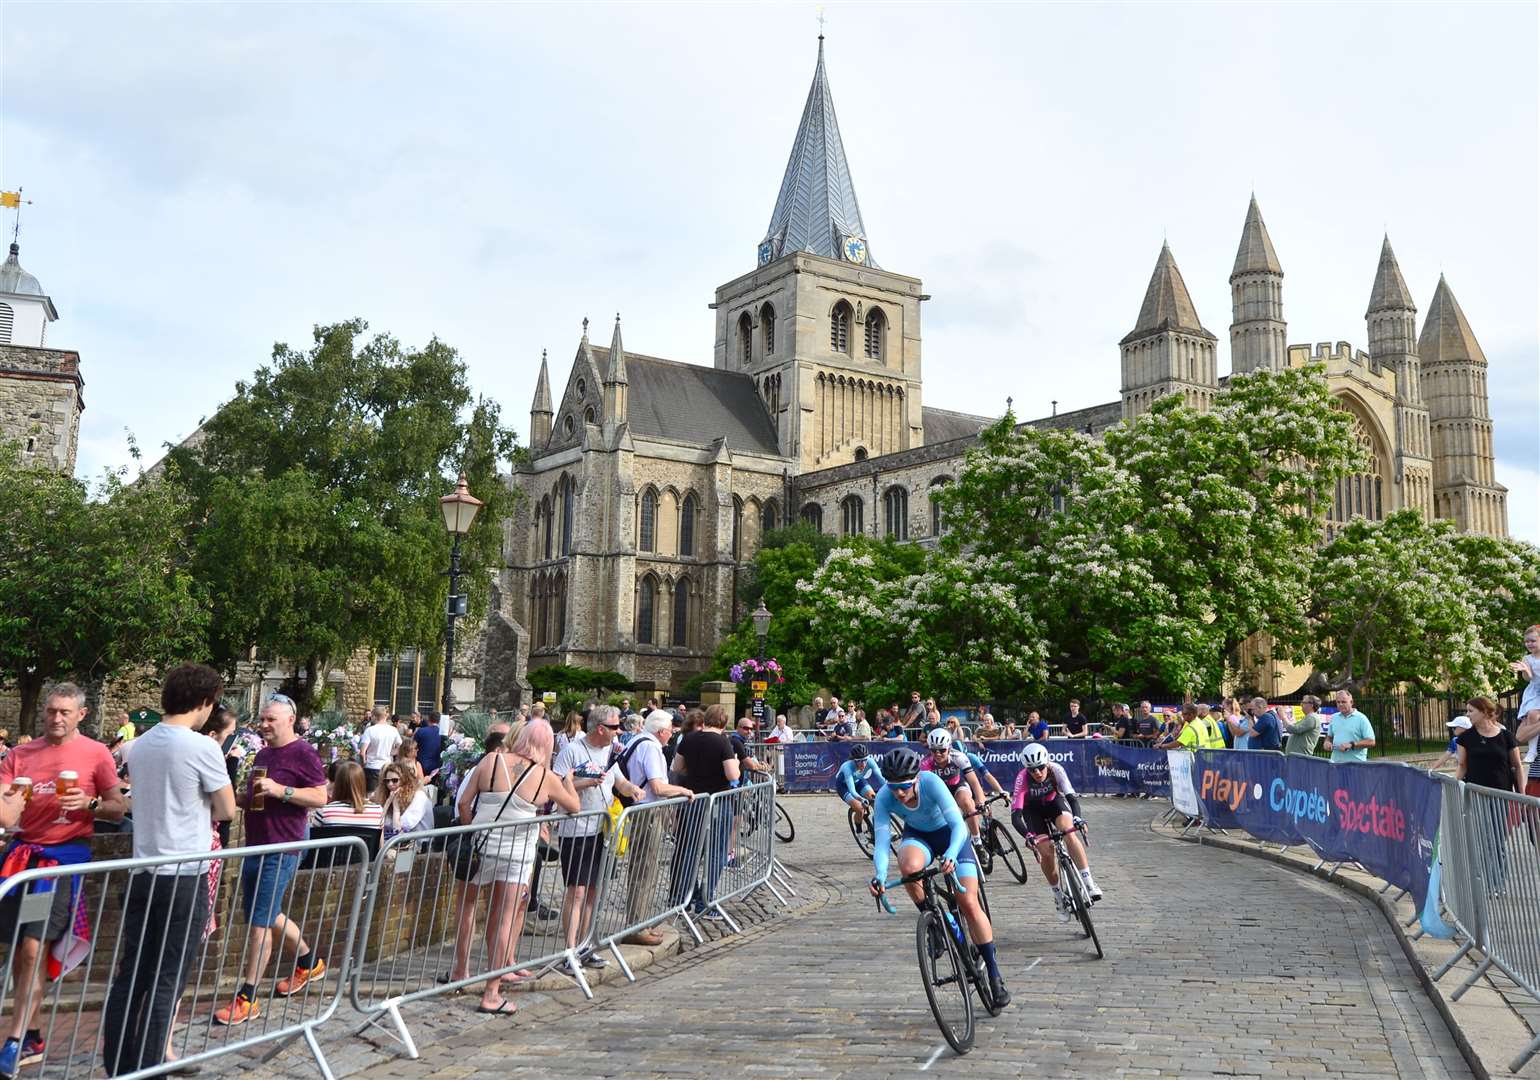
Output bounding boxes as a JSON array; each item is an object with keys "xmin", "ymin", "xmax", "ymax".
[{"xmin": 17, "ymin": 671, "xmax": 44, "ymax": 739}]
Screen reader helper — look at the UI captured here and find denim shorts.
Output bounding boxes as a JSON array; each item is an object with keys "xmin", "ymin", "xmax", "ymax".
[{"xmin": 239, "ymin": 852, "xmax": 300, "ymax": 927}]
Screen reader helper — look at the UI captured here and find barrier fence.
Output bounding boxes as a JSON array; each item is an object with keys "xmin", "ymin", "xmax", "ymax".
[
  {"xmin": 0, "ymin": 834, "xmax": 370, "ymax": 1079},
  {"xmin": 1164, "ymin": 748, "xmax": 1540, "ymax": 1071},
  {"xmin": 0, "ymin": 784, "xmax": 787, "ymax": 1077}
]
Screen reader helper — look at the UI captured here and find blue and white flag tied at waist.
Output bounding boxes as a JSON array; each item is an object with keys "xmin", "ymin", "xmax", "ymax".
[{"xmin": 1189, "ymin": 750, "xmax": 1443, "ymax": 915}]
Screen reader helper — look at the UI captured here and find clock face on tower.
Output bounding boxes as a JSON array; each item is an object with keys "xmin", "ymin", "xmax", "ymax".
[
  {"xmin": 758, "ymin": 242, "xmax": 774, "ymax": 267},
  {"xmin": 843, "ymin": 235, "xmax": 867, "ymax": 264}
]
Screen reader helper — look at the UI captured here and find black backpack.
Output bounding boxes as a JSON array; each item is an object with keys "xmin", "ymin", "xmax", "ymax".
[{"xmin": 609, "ymin": 737, "xmax": 650, "ymax": 809}]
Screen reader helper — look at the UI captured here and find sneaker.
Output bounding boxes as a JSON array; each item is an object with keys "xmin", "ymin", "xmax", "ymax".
[
  {"xmin": 989, "ymin": 974, "xmax": 1012, "ymax": 1008},
  {"xmin": 701, "ymin": 908, "xmax": 727, "ymax": 922},
  {"xmin": 276, "ymin": 957, "xmax": 326, "ymax": 996},
  {"xmin": 580, "ymin": 951, "xmax": 609, "ymax": 969},
  {"xmin": 0, "ymin": 1038, "xmax": 19, "ymax": 1079},
  {"xmin": 17, "ymin": 1035, "xmax": 43, "ymax": 1067},
  {"xmin": 213, "ymin": 993, "xmax": 260, "ymax": 1027},
  {"xmin": 1053, "ymin": 891, "xmax": 1071, "ymax": 923},
  {"xmin": 1081, "ymin": 871, "xmax": 1103, "ymax": 903}
]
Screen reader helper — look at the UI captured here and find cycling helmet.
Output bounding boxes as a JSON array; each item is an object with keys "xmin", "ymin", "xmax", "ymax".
[
  {"xmin": 926, "ymin": 728, "xmax": 953, "ymax": 752},
  {"xmin": 880, "ymin": 746, "xmax": 926, "ymax": 783},
  {"xmin": 1021, "ymin": 743, "xmax": 1051, "ymax": 769},
  {"xmin": 850, "ymin": 743, "xmax": 869, "ymax": 761}
]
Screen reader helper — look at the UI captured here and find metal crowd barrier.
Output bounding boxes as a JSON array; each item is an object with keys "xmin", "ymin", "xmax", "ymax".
[
  {"xmin": 698, "ymin": 780, "xmax": 783, "ymax": 932},
  {"xmin": 1434, "ymin": 779, "xmax": 1540, "ymax": 1071},
  {"xmin": 583, "ymin": 795, "xmax": 709, "ymax": 980},
  {"xmin": 348, "ymin": 809, "xmax": 608, "ymax": 1059},
  {"xmin": 0, "ymin": 835, "xmax": 369, "ymax": 1079}
]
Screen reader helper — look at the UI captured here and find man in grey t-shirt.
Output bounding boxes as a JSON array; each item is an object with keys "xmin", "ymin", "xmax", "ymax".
[{"xmin": 103, "ymin": 664, "xmax": 235, "ymax": 1076}]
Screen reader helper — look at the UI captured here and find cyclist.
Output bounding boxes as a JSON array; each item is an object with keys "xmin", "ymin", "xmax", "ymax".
[
  {"xmin": 870, "ymin": 746, "xmax": 1010, "ymax": 1007},
  {"xmin": 1010, "ymin": 742, "xmax": 1103, "ymax": 921},
  {"xmin": 833, "ymin": 743, "xmax": 884, "ymax": 822},
  {"xmin": 921, "ymin": 729, "xmax": 986, "ymax": 841}
]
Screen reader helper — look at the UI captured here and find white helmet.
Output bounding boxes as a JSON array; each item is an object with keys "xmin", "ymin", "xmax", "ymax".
[
  {"xmin": 1021, "ymin": 743, "xmax": 1051, "ymax": 769},
  {"xmin": 926, "ymin": 728, "xmax": 953, "ymax": 752}
]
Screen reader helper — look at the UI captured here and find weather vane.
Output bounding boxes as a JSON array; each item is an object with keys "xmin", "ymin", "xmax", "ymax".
[
  {"xmin": 817, "ymin": 7, "xmax": 826, "ymax": 37},
  {"xmin": 0, "ymin": 187, "xmax": 31, "ymax": 244}
]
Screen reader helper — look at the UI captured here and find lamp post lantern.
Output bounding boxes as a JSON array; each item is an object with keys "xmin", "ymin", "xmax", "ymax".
[
  {"xmin": 750, "ymin": 599, "xmax": 772, "ymax": 663},
  {"xmin": 439, "ymin": 473, "xmax": 484, "ymax": 715}
]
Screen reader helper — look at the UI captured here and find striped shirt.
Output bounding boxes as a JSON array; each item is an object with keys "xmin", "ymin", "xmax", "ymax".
[{"xmin": 310, "ymin": 802, "xmax": 385, "ymax": 829}]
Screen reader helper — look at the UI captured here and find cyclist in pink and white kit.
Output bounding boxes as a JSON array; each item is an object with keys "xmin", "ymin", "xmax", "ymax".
[{"xmin": 920, "ymin": 729, "xmax": 987, "ymax": 842}]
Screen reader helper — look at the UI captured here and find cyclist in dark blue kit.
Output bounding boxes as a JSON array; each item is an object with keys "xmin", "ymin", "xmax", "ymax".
[
  {"xmin": 833, "ymin": 744, "xmax": 884, "ymax": 824},
  {"xmin": 870, "ymin": 747, "xmax": 1010, "ymax": 1007}
]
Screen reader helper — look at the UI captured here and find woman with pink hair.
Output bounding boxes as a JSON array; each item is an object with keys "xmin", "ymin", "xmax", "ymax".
[{"xmin": 457, "ymin": 718, "xmax": 579, "ymax": 1015}]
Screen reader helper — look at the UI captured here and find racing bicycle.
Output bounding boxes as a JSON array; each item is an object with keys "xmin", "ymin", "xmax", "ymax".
[
  {"xmin": 876, "ymin": 864, "xmax": 1003, "ymax": 1055},
  {"xmin": 972, "ymin": 792, "xmax": 1029, "ymax": 884},
  {"xmin": 848, "ymin": 796, "xmax": 902, "ymax": 858},
  {"xmin": 1046, "ymin": 820, "xmax": 1101, "ymax": 959}
]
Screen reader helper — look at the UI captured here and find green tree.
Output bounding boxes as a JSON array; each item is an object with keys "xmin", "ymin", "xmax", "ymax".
[
  {"xmin": 0, "ymin": 449, "xmax": 208, "ymax": 733},
  {"xmin": 1295, "ymin": 511, "xmax": 1540, "ymax": 695},
  {"xmin": 166, "ymin": 319, "xmax": 518, "ymax": 712}
]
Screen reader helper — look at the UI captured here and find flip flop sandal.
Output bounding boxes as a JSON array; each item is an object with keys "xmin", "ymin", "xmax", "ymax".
[{"xmin": 475, "ymin": 1000, "xmax": 518, "ymax": 1015}]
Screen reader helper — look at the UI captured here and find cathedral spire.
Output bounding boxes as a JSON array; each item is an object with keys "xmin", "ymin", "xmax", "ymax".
[
  {"xmin": 1231, "ymin": 195, "xmax": 1282, "ymax": 277},
  {"xmin": 604, "ymin": 314, "xmax": 628, "ymax": 424},
  {"xmin": 1123, "ymin": 242, "xmax": 1212, "ymax": 342},
  {"xmin": 1120, "ymin": 241, "xmax": 1218, "ymax": 420},
  {"xmin": 529, "ymin": 350, "xmax": 552, "ymax": 447},
  {"xmin": 757, "ymin": 35, "xmax": 875, "ymax": 269},
  {"xmin": 1367, "ymin": 234, "xmax": 1416, "ymax": 314},
  {"xmin": 1229, "ymin": 195, "xmax": 1286, "ymax": 373}
]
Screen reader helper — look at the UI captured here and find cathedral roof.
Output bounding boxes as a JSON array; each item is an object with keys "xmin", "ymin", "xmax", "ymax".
[
  {"xmin": 1121, "ymin": 242, "xmax": 1215, "ymax": 345},
  {"xmin": 588, "ymin": 347, "xmax": 783, "ymax": 457},
  {"xmin": 1231, "ymin": 196, "xmax": 1282, "ymax": 277},
  {"xmin": 1418, "ymin": 275, "xmax": 1487, "ymax": 366},
  {"xmin": 0, "ymin": 243, "xmax": 45, "ymax": 298},
  {"xmin": 758, "ymin": 37, "xmax": 875, "ymax": 268},
  {"xmin": 922, "ymin": 406, "xmax": 993, "ymax": 444},
  {"xmin": 1367, "ymin": 235, "xmax": 1416, "ymax": 314}
]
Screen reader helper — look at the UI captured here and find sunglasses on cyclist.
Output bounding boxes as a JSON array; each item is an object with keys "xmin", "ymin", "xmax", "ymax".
[
  {"xmin": 1027, "ymin": 763, "xmax": 1049, "ymax": 773},
  {"xmin": 887, "ymin": 779, "xmax": 918, "ymax": 792}
]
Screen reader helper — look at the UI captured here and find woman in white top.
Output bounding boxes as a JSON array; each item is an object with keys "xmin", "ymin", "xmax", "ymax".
[
  {"xmin": 372, "ymin": 762, "xmax": 432, "ymax": 839},
  {"xmin": 455, "ymin": 719, "xmax": 579, "ymax": 1015},
  {"xmin": 311, "ymin": 761, "xmax": 385, "ymax": 829},
  {"xmin": 1222, "ymin": 697, "xmax": 1253, "ymax": 751}
]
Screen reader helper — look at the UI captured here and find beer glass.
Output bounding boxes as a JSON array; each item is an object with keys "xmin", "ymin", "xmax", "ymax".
[
  {"xmin": 250, "ymin": 767, "xmax": 268, "ymax": 811},
  {"xmin": 54, "ymin": 770, "xmax": 78, "ymax": 825}
]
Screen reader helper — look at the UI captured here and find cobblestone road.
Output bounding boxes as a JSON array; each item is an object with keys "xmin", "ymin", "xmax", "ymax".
[{"xmin": 279, "ymin": 796, "xmax": 1470, "ymax": 1079}]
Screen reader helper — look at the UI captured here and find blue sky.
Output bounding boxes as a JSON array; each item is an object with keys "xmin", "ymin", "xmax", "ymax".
[{"xmin": 3, "ymin": 2, "xmax": 1536, "ymax": 541}]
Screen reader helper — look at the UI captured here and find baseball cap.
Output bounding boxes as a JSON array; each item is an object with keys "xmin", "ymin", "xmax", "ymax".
[{"xmin": 1446, "ymin": 717, "xmax": 1472, "ymax": 730}]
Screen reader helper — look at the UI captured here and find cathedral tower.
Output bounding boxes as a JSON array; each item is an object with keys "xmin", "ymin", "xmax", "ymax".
[
  {"xmin": 1228, "ymin": 196, "xmax": 1286, "ymax": 374},
  {"xmin": 0, "ymin": 241, "xmax": 82, "ymax": 473},
  {"xmin": 1120, "ymin": 242, "xmax": 1218, "ymax": 420},
  {"xmin": 1366, "ymin": 236, "xmax": 1433, "ymax": 514},
  {"xmin": 711, "ymin": 35, "xmax": 925, "ymax": 469},
  {"xmin": 529, "ymin": 350, "xmax": 552, "ymax": 448},
  {"xmin": 1418, "ymin": 275, "xmax": 1508, "ymax": 536}
]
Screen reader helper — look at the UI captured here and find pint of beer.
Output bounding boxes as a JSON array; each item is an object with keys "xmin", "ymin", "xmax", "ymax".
[
  {"xmin": 250, "ymin": 767, "xmax": 268, "ymax": 811},
  {"xmin": 8, "ymin": 777, "xmax": 32, "ymax": 802},
  {"xmin": 56, "ymin": 771, "xmax": 78, "ymax": 799}
]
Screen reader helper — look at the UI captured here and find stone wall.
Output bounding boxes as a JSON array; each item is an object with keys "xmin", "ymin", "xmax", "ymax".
[{"xmin": 0, "ymin": 344, "xmax": 83, "ymax": 473}]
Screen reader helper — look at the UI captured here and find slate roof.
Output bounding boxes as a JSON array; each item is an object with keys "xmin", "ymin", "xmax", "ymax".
[
  {"xmin": 1418, "ymin": 275, "xmax": 1486, "ymax": 366},
  {"xmin": 922, "ymin": 405, "xmax": 993, "ymax": 444},
  {"xmin": 1231, "ymin": 196, "xmax": 1283, "ymax": 277},
  {"xmin": 1122, "ymin": 242, "xmax": 1215, "ymax": 344},
  {"xmin": 588, "ymin": 346, "xmax": 783, "ymax": 457},
  {"xmin": 1367, "ymin": 235, "xmax": 1416, "ymax": 314},
  {"xmin": 759, "ymin": 37, "xmax": 875, "ymax": 268}
]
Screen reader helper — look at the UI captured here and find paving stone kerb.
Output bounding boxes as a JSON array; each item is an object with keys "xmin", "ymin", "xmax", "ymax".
[{"xmin": 248, "ymin": 796, "xmax": 1475, "ymax": 1079}]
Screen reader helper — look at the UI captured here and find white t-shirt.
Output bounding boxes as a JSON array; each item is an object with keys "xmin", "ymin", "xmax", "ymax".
[
  {"xmin": 1518, "ymin": 656, "xmax": 1540, "ymax": 764},
  {"xmin": 360, "ymin": 722, "xmax": 402, "ymax": 769},
  {"xmin": 554, "ymin": 737, "xmax": 618, "ymax": 836},
  {"xmin": 124, "ymin": 723, "xmax": 231, "ymax": 875}
]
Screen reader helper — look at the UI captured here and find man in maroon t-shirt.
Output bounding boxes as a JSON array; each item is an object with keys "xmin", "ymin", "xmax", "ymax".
[{"xmin": 213, "ymin": 694, "xmax": 327, "ymax": 1027}]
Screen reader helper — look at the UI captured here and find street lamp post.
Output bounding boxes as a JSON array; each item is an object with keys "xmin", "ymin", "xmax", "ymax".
[
  {"xmin": 439, "ymin": 474, "xmax": 484, "ymax": 715},
  {"xmin": 750, "ymin": 599, "xmax": 772, "ymax": 663}
]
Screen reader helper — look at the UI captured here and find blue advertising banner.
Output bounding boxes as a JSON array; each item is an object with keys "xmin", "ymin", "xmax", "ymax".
[
  {"xmin": 783, "ymin": 739, "xmax": 1171, "ymax": 798},
  {"xmin": 1188, "ymin": 751, "xmax": 1441, "ymax": 906}
]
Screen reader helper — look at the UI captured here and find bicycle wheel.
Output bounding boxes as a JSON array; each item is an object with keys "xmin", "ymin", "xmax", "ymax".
[
  {"xmin": 916, "ymin": 910, "xmax": 974, "ymax": 1054},
  {"xmin": 848, "ymin": 807, "xmax": 874, "ymax": 857},
  {"xmin": 948, "ymin": 896, "xmax": 1002, "ymax": 1017},
  {"xmin": 988, "ymin": 820, "xmax": 1029, "ymax": 884},
  {"xmin": 1059, "ymin": 852, "xmax": 1103, "ymax": 959},
  {"xmin": 774, "ymin": 802, "xmax": 795, "ymax": 844}
]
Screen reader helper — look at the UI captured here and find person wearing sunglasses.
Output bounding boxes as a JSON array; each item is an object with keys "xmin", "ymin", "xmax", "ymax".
[
  {"xmin": 832, "ymin": 744, "xmax": 883, "ymax": 823},
  {"xmin": 920, "ymin": 729, "xmax": 986, "ymax": 843},
  {"xmin": 1010, "ymin": 743, "xmax": 1101, "ymax": 922},
  {"xmin": 869, "ymin": 746, "xmax": 1009, "ymax": 1008}
]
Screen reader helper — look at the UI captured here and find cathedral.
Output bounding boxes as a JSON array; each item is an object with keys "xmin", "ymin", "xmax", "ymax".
[{"xmin": 500, "ymin": 36, "xmax": 1509, "ymax": 700}]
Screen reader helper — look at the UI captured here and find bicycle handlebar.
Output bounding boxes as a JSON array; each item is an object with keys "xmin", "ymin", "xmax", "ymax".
[{"xmin": 872, "ymin": 862, "xmax": 968, "ymax": 914}]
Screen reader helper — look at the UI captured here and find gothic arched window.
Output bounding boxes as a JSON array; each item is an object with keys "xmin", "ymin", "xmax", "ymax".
[
  {"xmin": 639, "ymin": 488, "xmax": 657, "ymax": 552},
  {"xmin": 761, "ymin": 303, "xmax": 776, "ymax": 356},
  {"xmin": 929, "ymin": 476, "xmax": 950, "ymax": 537},
  {"xmin": 801, "ymin": 503, "xmax": 823, "ymax": 531},
  {"xmin": 679, "ymin": 492, "xmax": 697, "ymax": 557},
  {"xmin": 883, "ymin": 486, "xmax": 908, "ymax": 540},
  {"xmin": 841, "ymin": 495, "xmax": 864, "ymax": 537},
  {"xmin": 732, "ymin": 496, "xmax": 743, "ymax": 561},
  {"xmin": 559, "ymin": 474, "xmax": 574, "ymax": 556},
  {"xmin": 738, "ymin": 312, "xmax": 753, "ymax": 366},
  {"xmin": 761, "ymin": 498, "xmax": 778, "ymax": 535},
  {"xmin": 864, "ymin": 307, "xmax": 886, "ymax": 361},
  {"xmin": 830, "ymin": 301, "xmax": 853, "ymax": 355},
  {"xmin": 672, "ymin": 577, "xmax": 690, "ymax": 647},
  {"xmin": 637, "ymin": 576, "xmax": 657, "ymax": 645}
]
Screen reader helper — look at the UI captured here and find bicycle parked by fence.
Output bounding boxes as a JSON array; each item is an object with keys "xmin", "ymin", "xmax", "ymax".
[{"xmin": 876, "ymin": 864, "xmax": 1003, "ymax": 1055}]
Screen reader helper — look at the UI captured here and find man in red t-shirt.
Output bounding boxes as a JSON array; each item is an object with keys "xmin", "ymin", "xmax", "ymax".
[{"xmin": 0, "ymin": 684, "xmax": 125, "ymax": 1074}]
